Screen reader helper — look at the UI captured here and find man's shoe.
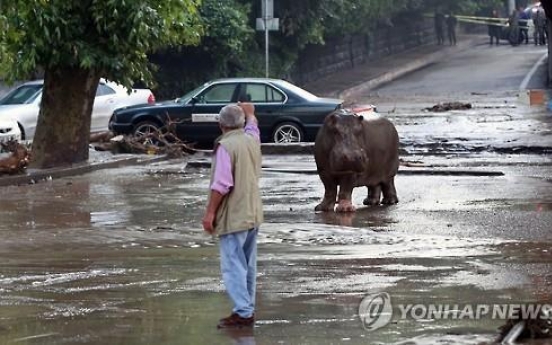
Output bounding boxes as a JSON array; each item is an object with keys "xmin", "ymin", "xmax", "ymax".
[
  {"xmin": 217, "ymin": 313, "xmax": 255, "ymax": 329},
  {"xmin": 219, "ymin": 313, "xmax": 255, "ymax": 322}
]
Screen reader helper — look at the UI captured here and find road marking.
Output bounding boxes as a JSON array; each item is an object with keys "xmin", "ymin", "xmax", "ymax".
[{"xmin": 519, "ymin": 52, "xmax": 548, "ymax": 91}]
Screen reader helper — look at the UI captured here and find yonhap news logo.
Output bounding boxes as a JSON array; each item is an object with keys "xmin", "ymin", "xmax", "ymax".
[
  {"xmin": 358, "ymin": 292, "xmax": 393, "ymax": 331},
  {"xmin": 358, "ymin": 292, "xmax": 552, "ymax": 332}
]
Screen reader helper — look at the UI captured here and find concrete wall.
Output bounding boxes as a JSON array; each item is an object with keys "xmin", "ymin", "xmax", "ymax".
[{"xmin": 292, "ymin": 18, "xmax": 435, "ymax": 85}]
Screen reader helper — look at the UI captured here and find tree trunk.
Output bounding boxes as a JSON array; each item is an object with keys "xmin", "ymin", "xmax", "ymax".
[
  {"xmin": 29, "ymin": 67, "xmax": 101, "ymax": 169},
  {"xmin": 549, "ymin": 20, "xmax": 552, "ymax": 88}
]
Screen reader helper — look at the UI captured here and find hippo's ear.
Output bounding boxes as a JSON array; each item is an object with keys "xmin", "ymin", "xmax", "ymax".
[
  {"xmin": 357, "ymin": 115, "xmax": 364, "ymax": 121},
  {"xmin": 325, "ymin": 112, "xmax": 339, "ymax": 127}
]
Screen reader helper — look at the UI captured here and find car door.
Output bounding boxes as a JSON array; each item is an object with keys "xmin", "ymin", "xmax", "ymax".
[
  {"xmin": 238, "ymin": 82, "xmax": 284, "ymax": 141},
  {"xmin": 91, "ymin": 83, "xmax": 117, "ymax": 133},
  {"xmin": 177, "ymin": 82, "xmax": 238, "ymax": 143}
]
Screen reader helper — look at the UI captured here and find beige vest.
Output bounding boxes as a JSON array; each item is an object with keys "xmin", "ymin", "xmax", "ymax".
[{"xmin": 210, "ymin": 129, "xmax": 263, "ymax": 236}]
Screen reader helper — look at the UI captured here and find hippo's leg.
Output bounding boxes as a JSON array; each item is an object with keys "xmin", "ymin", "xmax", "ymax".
[
  {"xmin": 315, "ymin": 172, "xmax": 338, "ymax": 212},
  {"xmin": 336, "ymin": 179, "xmax": 355, "ymax": 212},
  {"xmin": 381, "ymin": 178, "xmax": 399, "ymax": 205},
  {"xmin": 363, "ymin": 185, "xmax": 382, "ymax": 206}
]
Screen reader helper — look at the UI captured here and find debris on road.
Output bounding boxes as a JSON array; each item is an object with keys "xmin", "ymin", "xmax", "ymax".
[
  {"xmin": 0, "ymin": 140, "xmax": 30, "ymax": 175},
  {"xmin": 498, "ymin": 311, "xmax": 551, "ymax": 342},
  {"xmin": 91, "ymin": 127, "xmax": 197, "ymax": 158},
  {"xmin": 425, "ymin": 102, "xmax": 472, "ymax": 112}
]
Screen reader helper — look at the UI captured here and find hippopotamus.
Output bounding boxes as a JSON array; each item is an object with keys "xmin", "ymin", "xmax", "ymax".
[{"xmin": 314, "ymin": 109, "xmax": 399, "ymax": 212}]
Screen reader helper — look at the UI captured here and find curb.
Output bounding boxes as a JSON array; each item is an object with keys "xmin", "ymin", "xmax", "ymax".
[
  {"xmin": 186, "ymin": 160, "xmax": 504, "ymax": 177},
  {"xmin": 339, "ymin": 37, "xmax": 483, "ymax": 100},
  {"xmin": 0, "ymin": 154, "xmax": 171, "ymax": 187}
]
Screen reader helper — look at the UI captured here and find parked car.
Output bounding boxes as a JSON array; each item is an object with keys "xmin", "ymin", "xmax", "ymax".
[
  {"xmin": 0, "ymin": 116, "xmax": 21, "ymax": 145},
  {"xmin": 0, "ymin": 79, "xmax": 155, "ymax": 140},
  {"xmin": 109, "ymin": 78, "xmax": 344, "ymax": 145}
]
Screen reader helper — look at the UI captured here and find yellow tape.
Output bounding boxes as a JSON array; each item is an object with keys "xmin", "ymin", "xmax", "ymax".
[
  {"xmin": 457, "ymin": 17, "xmax": 509, "ymax": 27},
  {"xmin": 425, "ymin": 13, "xmax": 530, "ymax": 27}
]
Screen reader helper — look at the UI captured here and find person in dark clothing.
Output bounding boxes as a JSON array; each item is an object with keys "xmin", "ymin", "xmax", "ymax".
[
  {"xmin": 508, "ymin": 9, "xmax": 520, "ymax": 46},
  {"xmin": 488, "ymin": 9, "xmax": 501, "ymax": 45},
  {"xmin": 446, "ymin": 12, "xmax": 457, "ymax": 45},
  {"xmin": 519, "ymin": 6, "xmax": 530, "ymax": 44},
  {"xmin": 434, "ymin": 10, "xmax": 445, "ymax": 45}
]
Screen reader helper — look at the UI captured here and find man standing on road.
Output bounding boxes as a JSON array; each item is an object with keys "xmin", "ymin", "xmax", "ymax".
[
  {"xmin": 434, "ymin": 9, "xmax": 445, "ymax": 45},
  {"xmin": 202, "ymin": 102, "xmax": 263, "ymax": 329},
  {"xmin": 446, "ymin": 11, "xmax": 457, "ymax": 45},
  {"xmin": 508, "ymin": 9, "xmax": 520, "ymax": 46},
  {"xmin": 488, "ymin": 9, "xmax": 501, "ymax": 45},
  {"xmin": 519, "ymin": 6, "xmax": 530, "ymax": 44},
  {"xmin": 534, "ymin": 5, "xmax": 548, "ymax": 45}
]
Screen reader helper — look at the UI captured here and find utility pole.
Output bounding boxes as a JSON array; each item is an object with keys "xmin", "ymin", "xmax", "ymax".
[
  {"xmin": 508, "ymin": 0, "xmax": 515, "ymax": 14},
  {"xmin": 264, "ymin": 0, "xmax": 270, "ymax": 78},
  {"xmin": 256, "ymin": 0, "xmax": 278, "ymax": 78}
]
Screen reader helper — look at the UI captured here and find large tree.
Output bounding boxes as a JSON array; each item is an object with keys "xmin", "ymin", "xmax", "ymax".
[{"xmin": 0, "ymin": 0, "xmax": 202, "ymax": 169}]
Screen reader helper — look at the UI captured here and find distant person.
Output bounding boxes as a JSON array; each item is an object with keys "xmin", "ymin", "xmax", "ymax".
[
  {"xmin": 434, "ymin": 10, "xmax": 445, "ymax": 45},
  {"xmin": 508, "ymin": 9, "xmax": 520, "ymax": 46},
  {"xmin": 534, "ymin": 5, "xmax": 547, "ymax": 45},
  {"xmin": 446, "ymin": 12, "xmax": 457, "ymax": 45},
  {"xmin": 202, "ymin": 102, "xmax": 263, "ymax": 329},
  {"xmin": 518, "ymin": 6, "xmax": 530, "ymax": 44},
  {"xmin": 488, "ymin": 9, "xmax": 501, "ymax": 45}
]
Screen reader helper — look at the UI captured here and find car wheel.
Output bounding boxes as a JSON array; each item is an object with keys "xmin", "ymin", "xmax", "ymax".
[
  {"xmin": 272, "ymin": 122, "xmax": 303, "ymax": 143},
  {"xmin": 133, "ymin": 121, "xmax": 162, "ymax": 145}
]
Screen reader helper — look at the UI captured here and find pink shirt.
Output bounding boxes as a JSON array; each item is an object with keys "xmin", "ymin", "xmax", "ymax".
[{"xmin": 210, "ymin": 120, "xmax": 260, "ymax": 195}]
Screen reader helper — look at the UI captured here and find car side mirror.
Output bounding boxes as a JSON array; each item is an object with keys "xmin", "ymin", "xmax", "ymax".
[{"xmin": 191, "ymin": 97, "xmax": 199, "ymax": 105}]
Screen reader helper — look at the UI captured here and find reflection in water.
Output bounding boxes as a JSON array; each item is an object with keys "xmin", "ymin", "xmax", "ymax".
[
  {"xmin": 316, "ymin": 211, "xmax": 356, "ymax": 227},
  {"xmin": 0, "ymin": 180, "xmax": 93, "ymax": 231},
  {"xmin": 315, "ymin": 206, "xmax": 397, "ymax": 229},
  {"xmin": 89, "ymin": 182, "xmax": 131, "ymax": 228},
  {"xmin": 220, "ymin": 328, "xmax": 256, "ymax": 345}
]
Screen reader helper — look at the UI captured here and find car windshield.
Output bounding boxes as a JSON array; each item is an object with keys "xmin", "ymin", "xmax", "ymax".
[
  {"xmin": 274, "ymin": 80, "xmax": 319, "ymax": 101},
  {"xmin": 177, "ymin": 83, "xmax": 210, "ymax": 103},
  {"xmin": 0, "ymin": 84, "xmax": 43, "ymax": 105}
]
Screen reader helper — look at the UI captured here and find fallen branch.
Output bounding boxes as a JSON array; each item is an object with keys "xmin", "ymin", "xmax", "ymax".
[
  {"xmin": 90, "ymin": 131, "xmax": 115, "ymax": 143},
  {"xmin": 92, "ymin": 113, "xmax": 197, "ymax": 157}
]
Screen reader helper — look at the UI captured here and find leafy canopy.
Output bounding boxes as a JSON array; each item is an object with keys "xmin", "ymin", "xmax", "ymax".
[{"xmin": 0, "ymin": 0, "xmax": 203, "ymax": 88}]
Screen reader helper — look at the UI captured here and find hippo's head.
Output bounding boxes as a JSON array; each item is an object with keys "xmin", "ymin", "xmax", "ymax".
[{"xmin": 322, "ymin": 111, "xmax": 367, "ymax": 174}]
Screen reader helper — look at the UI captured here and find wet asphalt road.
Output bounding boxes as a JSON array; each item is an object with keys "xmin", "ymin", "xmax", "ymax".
[{"xmin": 0, "ymin": 40, "xmax": 551, "ymax": 344}]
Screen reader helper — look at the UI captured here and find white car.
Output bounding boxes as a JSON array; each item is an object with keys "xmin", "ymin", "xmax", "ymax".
[
  {"xmin": 0, "ymin": 116, "xmax": 21, "ymax": 145},
  {"xmin": 0, "ymin": 79, "xmax": 155, "ymax": 141}
]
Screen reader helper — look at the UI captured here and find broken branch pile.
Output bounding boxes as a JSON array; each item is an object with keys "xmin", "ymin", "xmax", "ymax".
[{"xmin": 91, "ymin": 117, "xmax": 197, "ymax": 158}]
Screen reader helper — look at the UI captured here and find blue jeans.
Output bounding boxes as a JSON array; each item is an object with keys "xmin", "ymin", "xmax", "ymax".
[{"xmin": 219, "ymin": 227, "xmax": 258, "ymax": 318}]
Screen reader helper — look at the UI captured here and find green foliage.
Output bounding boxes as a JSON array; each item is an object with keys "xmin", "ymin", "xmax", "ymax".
[
  {"xmin": 427, "ymin": 0, "xmax": 504, "ymax": 14},
  {"xmin": 197, "ymin": 0, "xmax": 254, "ymax": 75},
  {"xmin": 0, "ymin": 0, "xmax": 203, "ymax": 88}
]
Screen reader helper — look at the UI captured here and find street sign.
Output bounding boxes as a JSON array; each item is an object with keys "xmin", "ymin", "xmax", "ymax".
[{"xmin": 256, "ymin": 18, "xmax": 279, "ymax": 31}]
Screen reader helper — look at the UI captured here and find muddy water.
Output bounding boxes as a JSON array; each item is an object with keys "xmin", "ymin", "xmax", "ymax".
[{"xmin": 0, "ymin": 153, "xmax": 550, "ymax": 344}]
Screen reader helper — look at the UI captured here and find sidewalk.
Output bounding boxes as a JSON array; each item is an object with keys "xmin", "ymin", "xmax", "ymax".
[
  {"xmin": 303, "ymin": 34, "xmax": 484, "ymax": 102},
  {"xmin": 0, "ymin": 35, "xmax": 484, "ymax": 186}
]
